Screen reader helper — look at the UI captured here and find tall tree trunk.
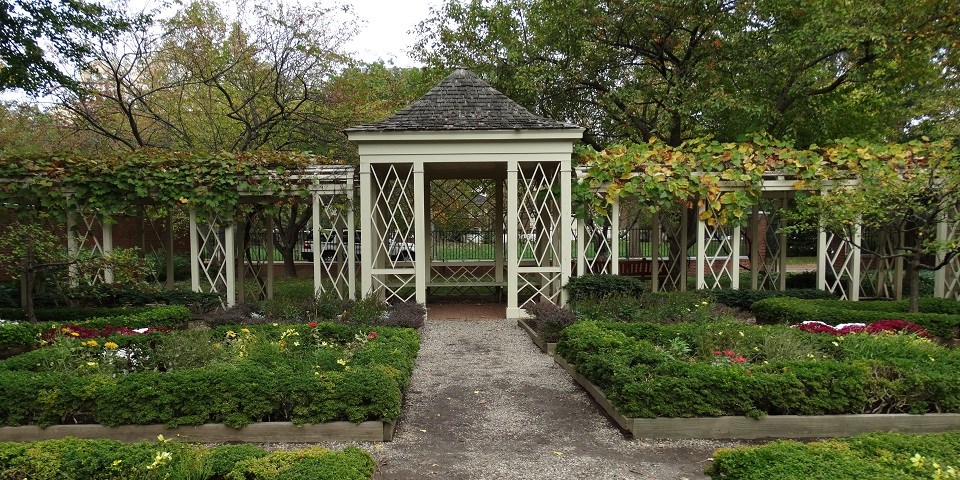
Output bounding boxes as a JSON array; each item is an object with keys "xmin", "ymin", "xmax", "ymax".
[{"xmin": 907, "ymin": 260, "xmax": 921, "ymax": 313}]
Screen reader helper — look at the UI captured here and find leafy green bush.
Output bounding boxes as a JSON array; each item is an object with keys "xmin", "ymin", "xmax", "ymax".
[
  {"xmin": 0, "ymin": 306, "xmax": 155, "ymax": 323},
  {"xmin": 564, "ymin": 274, "xmax": 645, "ymax": 301},
  {"xmin": 0, "ymin": 438, "xmax": 374, "ymax": 480},
  {"xmin": 712, "ymin": 288, "xmax": 838, "ymax": 311},
  {"xmin": 573, "ymin": 290, "xmax": 716, "ymax": 324},
  {"xmin": 751, "ymin": 297, "xmax": 960, "ymax": 341},
  {"xmin": 707, "ymin": 431, "xmax": 960, "ymax": 480},
  {"xmin": 0, "ymin": 322, "xmax": 419, "ymax": 427},
  {"xmin": 556, "ymin": 320, "xmax": 960, "ymax": 419}
]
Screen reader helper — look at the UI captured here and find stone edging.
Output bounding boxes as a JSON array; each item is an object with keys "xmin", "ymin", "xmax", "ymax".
[
  {"xmin": 554, "ymin": 354, "xmax": 960, "ymax": 439},
  {"xmin": 516, "ymin": 319, "xmax": 556, "ymax": 356},
  {"xmin": 0, "ymin": 420, "xmax": 397, "ymax": 443}
]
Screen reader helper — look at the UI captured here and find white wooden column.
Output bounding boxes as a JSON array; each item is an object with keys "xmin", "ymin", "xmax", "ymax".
[
  {"xmin": 66, "ymin": 212, "xmax": 78, "ymax": 286},
  {"xmin": 731, "ymin": 224, "xmax": 741, "ymax": 290},
  {"xmin": 679, "ymin": 206, "xmax": 689, "ymax": 291},
  {"xmin": 507, "ymin": 159, "xmax": 520, "ymax": 318},
  {"xmin": 696, "ymin": 205, "xmax": 706, "ymax": 290},
  {"xmin": 651, "ymin": 214, "xmax": 661, "ymax": 292},
  {"xmin": 778, "ymin": 198, "xmax": 788, "ymax": 291},
  {"xmin": 849, "ymin": 222, "xmax": 862, "ymax": 301},
  {"xmin": 312, "ymin": 189, "xmax": 323, "ymax": 296},
  {"xmin": 102, "ymin": 220, "xmax": 114, "ymax": 283},
  {"xmin": 560, "ymin": 160, "xmax": 572, "ymax": 305},
  {"xmin": 346, "ymin": 176, "xmax": 356, "ymax": 300},
  {"xmin": 494, "ymin": 178, "xmax": 505, "ymax": 291},
  {"xmin": 576, "ymin": 218, "xmax": 586, "ymax": 276},
  {"xmin": 749, "ymin": 206, "xmax": 760, "ymax": 290},
  {"xmin": 413, "ymin": 161, "xmax": 428, "ymax": 304},
  {"xmin": 265, "ymin": 215, "xmax": 275, "ymax": 300},
  {"xmin": 189, "ymin": 209, "xmax": 200, "ymax": 292},
  {"xmin": 225, "ymin": 222, "xmax": 236, "ymax": 306},
  {"xmin": 610, "ymin": 197, "xmax": 620, "ymax": 275},
  {"xmin": 359, "ymin": 162, "xmax": 372, "ymax": 297},
  {"xmin": 816, "ymin": 225, "xmax": 827, "ymax": 291}
]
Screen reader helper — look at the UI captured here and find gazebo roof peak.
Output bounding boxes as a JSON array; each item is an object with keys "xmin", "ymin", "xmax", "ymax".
[{"xmin": 345, "ymin": 68, "xmax": 579, "ymax": 132}]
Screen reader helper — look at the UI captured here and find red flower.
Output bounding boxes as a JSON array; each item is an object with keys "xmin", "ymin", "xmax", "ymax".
[
  {"xmin": 723, "ymin": 350, "xmax": 735, "ymax": 356},
  {"xmin": 367, "ymin": 331, "xmax": 377, "ymax": 340},
  {"xmin": 308, "ymin": 321, "xmax": 318, "ymax": 328},
  {"xmin": 730, "ymin": 356, "xmax": 747, "ymax": 364},
  {"xmin": 712, "ymin": 350, "xmax": 722, "ymax": 355}
]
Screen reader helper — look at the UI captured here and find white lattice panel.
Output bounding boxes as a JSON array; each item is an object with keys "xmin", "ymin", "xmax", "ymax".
[
  {"xmin": 314, "ymin": 189, "xmax": 354, "ymax": 299},
  {"xmin": 370, "ymin": 163, "xmax": 416, "ymax": 301},
  {"xmin": 699, "ymin": 218, "xmax": 739, "ymax": 290},
  {"xmin": 860, "ymin": 228, "xmax": 900, "ymax": 299},
  {"xmin": 821, "ymin": 230, "xmax": 859, "ymax": 300},
  {"xmin": 936, "ymin": 206, "xmax": 960, "ymax": 300},
  {"xmin": 577, "ymin": 194, "xmax": 615, "ymax": 275},
  {"xmin": 192, "ymin": 211, "xmax": 231, "ymax": 303},
  {"xmin": 517, "ymin": 162, "xmax": 563, "ymax": 308},
  {"xmin": 430, "ymin": 179, "xmax": 497, "ymax": 286},
  {"xmin": 752, "ymin": 202, "xmax": 785, "ymax": 291},
  {"xmin": 655, "ymin": 208, "xmax": 688, "ymax": 292},
  {"xmin": 67, "ymin": 212, "xmax": 107, "ymax": 285}
]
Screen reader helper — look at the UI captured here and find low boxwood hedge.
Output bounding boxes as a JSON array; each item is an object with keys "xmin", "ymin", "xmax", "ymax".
[
  {"xmin": 751, "ymin": 297, "xmax": 960, "ymax": 341},
  {"xmin": 0, "ymin": 322, "xmax": 419, "ymax": 428},
  {"xmin": 707, "ymin": 431, "xmax": 960, "ymax": 480},
  {"xmin": 564, "ymin": 274, "xmax": 646, "ymax": 301},
  {"xmin": 712, "ymin": 288, "xmax": 838, "ymax": 311},
  {"xmin": 556, "ymin": 320, "xmax": 960, "ymax": 419},
  {"xmin": 0, "ymin": 305, "xmax": 190, "ymax": 351},
  {"xmin": 0, "ymin": 306, "xmax": 155, "ymax": 323},
  {"xmin": 0, "ymin": 437, "xmax": 374, "ymax": 480}
]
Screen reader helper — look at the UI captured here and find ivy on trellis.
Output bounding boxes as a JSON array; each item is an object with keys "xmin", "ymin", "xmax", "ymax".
[
  {"xmin": 0, "ymin": 149, "xmax": 332, "ymax": 219},
  {"xmin": 572, "ymin": 136, "xmax": 956, "ymax": 226}
]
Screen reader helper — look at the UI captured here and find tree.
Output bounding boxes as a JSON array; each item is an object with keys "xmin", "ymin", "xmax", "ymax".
[
  {"xmin": 787, "ymin": 140, "xmax": 959, "ymax": 312},
  {"xmin": 0, "ymin": 0, "xmax": 130, "ymax": 93},
  {"xmin": 413, "ymin": 0, "xmax": 959, "ymax": 147}
]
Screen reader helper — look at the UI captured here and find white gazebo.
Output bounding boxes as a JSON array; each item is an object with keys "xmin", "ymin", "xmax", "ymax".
[{"xmin": 346, "ymin": 69, "xmax": 584, "ymax": 318}]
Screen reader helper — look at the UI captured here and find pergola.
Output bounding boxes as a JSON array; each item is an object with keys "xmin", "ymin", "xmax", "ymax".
[{"xmin": 346, "ymin": 69, "xmax": 584, "ymax": 318}]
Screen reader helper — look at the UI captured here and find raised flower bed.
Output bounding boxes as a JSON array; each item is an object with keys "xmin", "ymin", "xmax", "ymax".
[
  {"xmin": 556, "ymin": 319, "xmax": 960, "ymax": 439},
  {"xmin": 0, "ymin": 321, "xmax": 419, "ymax": 442}
]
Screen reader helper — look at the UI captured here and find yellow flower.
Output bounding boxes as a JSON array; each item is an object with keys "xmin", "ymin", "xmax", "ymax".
[
  {"xmin": 111, "ymin": 459, "xmax": 122, "ymax": 467},
  {"xmin": 336, "ymin": 358, "xmax": 347, "ymax": 366},
  {"xmin": 104, "ymin": 342, "xmax": 119, "ymax": 350},
  {"xmin": 70, "ymin": 332, "xmax": 80, "ymax": 337},
  {"xmin": 84, "ymin": 340, "xmax": 99, "ymax": 347},
  {"xmin": 86, "ymin": 361, "xmax": 97, "ymax": 367},
  {"xmin": 225, "ymin": 330, "xmax": 237, "ymax": 339},
  {"xmin": 240, "ymin": 328, "xmax": 250, "ymax": 334}
]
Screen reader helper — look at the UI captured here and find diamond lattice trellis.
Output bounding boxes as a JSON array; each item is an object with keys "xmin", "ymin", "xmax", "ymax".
[
  {"xmin": 860, "ymin": 228, "xmax": 901, "ymax": 299},
  {"xmin": 577, "ymin": 192, "xmax": 615, "ymax": 275},
  {"xmin": 429, "ymin": 179, "xmax": 498, "ymax": 294},
  {"xmin": 369, "ymin": 163, "xmax": 416, "ymax": 301},
  {"xmin": 67, "ymin": 212, "xmax": 107, "ymax": 285},
  {"xmin": 191, "ymin": 211, "xmax": 231, "ymax": 305},
  {"xmin": 313, "ymin": 188, "xmax": 354, "ymax": 299},
  {"xmin": 699, "ymin": 215, "xmax": 739, "ymax": 290},
  {"xmin": 936, "ymin": 206, "xmax": 960, "ymax": 300},
  {"xmin": 653, "ymin": 206, "xmax": 690, "ymax": 292},
  {"xmin": 821, "ymin": 229, "xmax": 860, "ymax": 300},
  {"xmin": 752, "ymin": 200, "xmax": 787, "ymax": 291},
  {"xmin": 516, "ymin": 162, "xmax": 563, "ymax": 308}
]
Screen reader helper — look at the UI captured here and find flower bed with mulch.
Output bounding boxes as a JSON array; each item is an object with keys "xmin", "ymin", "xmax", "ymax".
[
  {"xmin": 0, "ymin": 321, "xmax": 419, "ymax": 442},
  {"xmin": 556, "ymin": 319, "xmax": 960, "ymax": 439}
]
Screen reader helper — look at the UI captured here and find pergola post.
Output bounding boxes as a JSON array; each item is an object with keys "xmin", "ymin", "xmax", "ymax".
[
  {"xmin": 236, "ymin": 216, "xmax": 245, "ymax": 303},
  {"xmin": 679, "ymin": 206, "xmax": 689, "ymax": 291},
  {"xmin": 816, "ymin": 224, "xmax": 827, "ymax": 291},
  {"xmin": 696, "ymin": 204, "xmax": 706, "ymax": 290},
  {"xmin": 188, "ymin": 209, "xmax": 199, "ymax": 292},
  {"xmin": 359, "ymin": 162, "xmax": 373, "ymax": 298},
  {"xmin": 312, "ymin": 189, "xmax": 323, "ymax": 296},
  {"xmin": 494, "ymin": 178, "xmax": 505, "ymax": 298},
  {"xmin": 165, "ymin": 211, "xmax": 175, "ymax": 291},
  {"xmin": 102, "ymin": 220, "xmax": 113, "ymax": 284},
  {"xmin": 346, "ymin": 176, "xmax": 356, "ymax": 300},
  {"xmin": 651, "ymin": 213, "xmax": 661, "ymax": 292},
  {"xmin": 507, "ymin": 159, "xmax": 519, "ymax": 318},
  {"xmin": 66, "ymin": 212, "xmax": 78, "ymax": 287},
  {"xmin": 750, "ymin": 206, "xmax": 760, "ymax": 290},
  {"xmin": 560, "ymin": 159, "xmax": 572, "ymax": 304},
  {"xmin": 609, "ymin": 197, "xmax": 619, "ymax": 275},
  {"xmin": 731, "ymin": 223, "xmax": 741, "ymax": 290},
  {"xmin": 849, "ymin": 222, "xmax": 862, "ymax": 301},
  {"xmin": 224, "ymin": 222, "xmax": 236, "ymax": 307},
  {"xmin": 778, "ymin": 198, "xmax": 788, "ymax": 291},
  {"xmin": 265, "ymin": 215, "xmax": 274, "ymax": 300},
  {"xmin": 414, "ymin": 161, "xmax": 428, "ymax": 304},
  {"xmin": 576, "ymin": 217, "xmax": 586, "ymax": 276}
]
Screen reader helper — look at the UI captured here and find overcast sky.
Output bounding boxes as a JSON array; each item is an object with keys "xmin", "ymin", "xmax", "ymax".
[{"xmin": 346, "ymin": 0, "xmax": 439, "ymax": 66}]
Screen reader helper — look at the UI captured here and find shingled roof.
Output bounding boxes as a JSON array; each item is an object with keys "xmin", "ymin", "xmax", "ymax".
[{"xmin": 345, "ymin": 69, "xmax": 578, "ymax": 132}]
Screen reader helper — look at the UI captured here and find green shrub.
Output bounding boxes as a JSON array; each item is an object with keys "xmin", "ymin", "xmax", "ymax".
[
  {"xmin": 751, "ymin": 297, "xmax": 960, "ymax": 341},
  {"xmin": 712, "ymin": 288, "xmax": 838, "ymax": 311},
  {"xmin": 707, "ymin": 431, "xmax": 960, "ymax": 480},
  {"xmin": 0, "ymin": 306, "xmax": 155, "ymax": 323},
  {"xmin": 564, "ymin": 274, "xmax": 645, "ymax": 301},
  {"xmin": 523, "ymin": 301, "xmax": 577, "ymax": 342},
  {"xmin": 573, "ymin": 290, "xmax": 718, "ymax": 324},
  {"xmin": 0, "ymin": 438, "xmax": 374, "ymax": 480},
  {"xmin": 556, "ymin": 320, "xmax": 960, "ymax": 419}
]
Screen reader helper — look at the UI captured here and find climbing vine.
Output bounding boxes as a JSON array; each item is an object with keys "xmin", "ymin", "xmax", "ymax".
[
  {"xmin": 572, "ymin": 136, "xmax": 956, "ymax": 225},
  {"xmin": 0, "ymin": 149, "xmax": 331, "ymax": 219}
]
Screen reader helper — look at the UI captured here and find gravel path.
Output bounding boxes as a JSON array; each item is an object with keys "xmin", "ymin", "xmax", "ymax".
[{"xmin": 366, "ymin": 318, "xmax": 744, "ymax": 480}]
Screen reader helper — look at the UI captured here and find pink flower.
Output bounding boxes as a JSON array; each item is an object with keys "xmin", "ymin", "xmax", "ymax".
[
  {"xmin": 730, "ymin": 356, "xmax": 747, "ymax": 364},
  {"xmin": 367, "ymin": 331, "xmax": 377, "ymax": 340},
  {"xmin": 308, "ymin": 321, "xmax": 318, "ymax": 328},
  {"xmin": 723, "ymin": 350, "xmax": 735, "ymax": 356},
  {"xmin": 713, "ymin": 350, "xmax": 722, "ymax": 355}
]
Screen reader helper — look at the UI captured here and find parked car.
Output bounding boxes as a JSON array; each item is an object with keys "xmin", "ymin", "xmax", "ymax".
[{"xmin": 301, "ymin": 229, "xmax": 361, "ymax": 262}]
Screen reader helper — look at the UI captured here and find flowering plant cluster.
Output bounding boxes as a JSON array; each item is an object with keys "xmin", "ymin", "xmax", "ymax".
[
  {"xmin": 711, "ymin": 349, "xmax": 748, "ymax": 365},
  {"xmin": 43, "ymin": 325, "xmax": 170, "ymax": 342},
  {"xmin": 794, "ymin": 320, "xmax": 932, "ymax": 339}
]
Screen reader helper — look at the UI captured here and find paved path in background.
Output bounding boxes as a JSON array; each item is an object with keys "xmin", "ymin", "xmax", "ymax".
[{"xmin": 371, "ymin": 318, "xmax": 744, "ymax": 480}]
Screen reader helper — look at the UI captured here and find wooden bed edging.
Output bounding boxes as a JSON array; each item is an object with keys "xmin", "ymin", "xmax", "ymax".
[
  {"xmin": 517, "ymin": 318, "xmax": 557, "ymax": 356},
  {"xmin": 554, "ymin": 354, "xmax": 960, "ymax": 440},
  {"xmin": 0, "ymin": 420, "xmax": 398, "ymax": 443}
]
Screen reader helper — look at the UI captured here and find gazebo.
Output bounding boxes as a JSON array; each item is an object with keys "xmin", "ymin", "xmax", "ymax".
[{"xmin": 346, "ymin": 69, "xmax": 584, "ymax": 318}]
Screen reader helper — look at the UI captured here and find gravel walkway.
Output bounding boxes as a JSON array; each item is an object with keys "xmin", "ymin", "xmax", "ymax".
[{"xmin": 366, "ymin": 318, "xmax": 744, "ymax": 480}]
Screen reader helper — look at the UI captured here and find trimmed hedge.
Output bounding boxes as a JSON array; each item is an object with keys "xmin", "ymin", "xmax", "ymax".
[
  {"xmin": 751, "ymin": 297, "xmax": 960, "ymax": 341},
  {"xmin": 557, "ymin": 320, "xmax": 960, "ymax": 419},
  {"xmin": 712, "ymin": 288, "xmax": 838, "ymax": 311},
  {"xmin": 0, "ymin": 322, "xmax": 419, "ymax": 427},
  {"xmin": 564, "ymin": 274, "xmax": 646, "ymax": 301},
  {"xmin": 0, "ymin": 438, "xmax": 374, "ymax": 480},
  {"xmin": 0, "ymin": 305, "xmax": 190, "ymax": 351},
  {"xmin": 0, "ymin": 306, "xmax": 155, "ymax": 323},
  {"xmin": 707, "ymin": 431, "xmax": 960, "ymax": 480}
]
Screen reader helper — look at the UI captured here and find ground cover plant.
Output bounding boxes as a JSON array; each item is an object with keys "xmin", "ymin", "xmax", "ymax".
[
  {"xmin": 0, "ymin": 320, "xmax": 419, "ymax": 428},
  {"xmin": 556, "ymin": 317, "xmax": 960, "ymax": 419},
  {"xmin": 751, "ymin": 297, "xmax": 960, "ymax": 342},
  {"xmin": 707, "ymin": 431, "xmax": 960, "ymax": 480},
  {"xmin": 0, "ymin": 437, "xmax": 375, "ymax": 480}
]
